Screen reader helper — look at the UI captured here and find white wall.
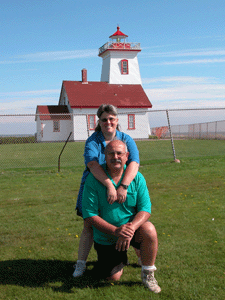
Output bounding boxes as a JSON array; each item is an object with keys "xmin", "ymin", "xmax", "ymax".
[
  {"xmin": 36, "ymin": 118, "xmax": 42, "ymax": 142},
  {"xmin": 58, "ymin": 89, "xmax": 73, "ymax": 113},
  {"xmin": 72, "ymin": 108, "xmax": 97, "ymax": 140},
  {"xmin": 71, "ymin": 108, "xmax": 150, "ymax": 141},
  {"xmin": 36, "ymin": 117, "xmax": 72, "ymax": 142},
  {"xmin": 100, "ymin": 51, "xmax": 142, "ymax": 84},
  {"xmin": 117, "ymin": 109, "xmax": 150, "ymax": 139},
  {"xmin": 36, "ymin": 108, "xmax": 150, "ymax": 142}
]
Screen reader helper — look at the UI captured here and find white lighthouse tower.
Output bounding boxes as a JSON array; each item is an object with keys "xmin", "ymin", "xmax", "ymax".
[{"xmin": 99, "ymin": 26, "xmax": 142, "ymax": 85}]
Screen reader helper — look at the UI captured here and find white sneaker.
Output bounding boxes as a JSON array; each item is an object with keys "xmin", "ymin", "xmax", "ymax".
[
  {"xmin": 73, "ymin": 261, "xmax": 86, "ymax": 277},
  {"xmin": 141, "ymin": 269, "xmax": 161, "ymax": 293}
]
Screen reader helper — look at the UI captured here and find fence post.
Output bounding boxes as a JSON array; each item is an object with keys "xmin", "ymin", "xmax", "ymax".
[
  {"xmin": 58, "ymin": 132, "xmax": 72, "ymax": 172},
  {"xmin": 166, "ymin": 110, "xmax": 179, "ymax": 162},
  {"xmin": 86, "ymin": 115, "xmax": 90, "ymax": 138},
  {"xmin": 215, "ymin": 121, "xmax": 217, "ymax": 139}
]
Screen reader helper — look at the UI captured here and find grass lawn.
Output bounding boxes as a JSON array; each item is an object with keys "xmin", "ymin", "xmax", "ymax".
[
  {"xmin": 1, "ymin": 139, "xmax": 225, "ymax": 170},
  {"xmin": 0, "ymin": 140, "xmax": 224, "ymax": 299}
]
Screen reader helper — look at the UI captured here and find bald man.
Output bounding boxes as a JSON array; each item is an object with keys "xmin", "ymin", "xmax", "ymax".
[{"xmin": 82, "ymin": 140, "xmax": 161, "ymax": 293}]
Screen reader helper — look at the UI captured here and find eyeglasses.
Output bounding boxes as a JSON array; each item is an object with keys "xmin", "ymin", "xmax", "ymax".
[
  {"xmin": 107, "ymin": 151, "xmax": 126, "ymax": 157},
  {"xmin": 100, "ymin": 117, "xmax": 117, "ymax": 123}
]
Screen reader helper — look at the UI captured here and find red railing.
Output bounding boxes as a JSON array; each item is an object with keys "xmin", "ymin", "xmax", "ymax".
[{"xmin": 99, "ymin": 42, "xmax": 141, "ymax": 54}]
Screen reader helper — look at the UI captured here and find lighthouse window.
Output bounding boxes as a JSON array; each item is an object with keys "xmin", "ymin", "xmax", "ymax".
[
  {"xmin": 121, "ymin": 59, "xmax": 129, "ymax": 74},
  {"xmin": 128, "ymin": 114, "xmax": 135, "ymax": 130},
  {"xmin": 88, "ymin": 115, "xmax": 96, "ymax": 130}
]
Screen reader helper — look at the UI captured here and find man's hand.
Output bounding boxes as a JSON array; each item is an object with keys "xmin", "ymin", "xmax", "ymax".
[
  {"xmin": 107, "ymin": 185, "xmax": 117, "ymax": 204},
  {"xmin": 116, "ymin": 185, "xmax": 127, "ymax": 203},
  {"xmin": 115, "ymin": 236, "xmax": 132, "ymax": 251},
  {"xmin": 115, "ymin": 222, "xmax": 135, "ymax": 239}
]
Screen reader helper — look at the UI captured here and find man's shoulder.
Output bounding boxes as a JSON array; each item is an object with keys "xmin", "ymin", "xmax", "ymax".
[
  {"xmin": 85, "ymin": 166, "xmax": 107, "ymax": 187},
  {"xmin": 135, "ymin": 171, "xmax": 145, "ymax": 181},
  {"xmin": 131, "ymin": 171, "xmax": 147, "ymax": 187},
  {"xmin": 85, "ymin": 171, "xmax": 97, "ymax": 185}
]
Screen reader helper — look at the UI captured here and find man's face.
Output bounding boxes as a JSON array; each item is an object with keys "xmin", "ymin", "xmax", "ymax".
[{"xmin": 105, "ymin": 140, "xmax": 129, "ymax": 172}]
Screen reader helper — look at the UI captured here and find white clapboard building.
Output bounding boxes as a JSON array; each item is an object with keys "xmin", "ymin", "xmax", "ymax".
[{"xmin": 36, "ymin": 26, "xmax": 152, "ymax": 142}]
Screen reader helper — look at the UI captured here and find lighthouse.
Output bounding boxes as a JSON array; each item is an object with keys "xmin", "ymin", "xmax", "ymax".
[
  {"xmin": 36, "ymin": 26, "xmax": 152, "ymax": 142},
  {"xmin": 99, "ymin": 26, "xmax": 142, "ymax": 85}
]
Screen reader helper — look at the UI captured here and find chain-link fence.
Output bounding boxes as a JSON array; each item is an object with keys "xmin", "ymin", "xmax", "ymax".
[
  {"xmin": 150, "ymin": 109, "xmax": 225, "ymax": 140},
  {"xmin": 1, "ymin": 108, "xmax": 225, "ymax": 170},
  {"xmin": 152, "ymin": 120, "xmax": 225, "ymax": 139}
]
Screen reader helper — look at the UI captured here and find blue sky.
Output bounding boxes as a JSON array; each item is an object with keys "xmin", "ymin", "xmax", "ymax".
[{"xmin": 1, "ymin": 0, "xmax": 225, "ymax": 114}]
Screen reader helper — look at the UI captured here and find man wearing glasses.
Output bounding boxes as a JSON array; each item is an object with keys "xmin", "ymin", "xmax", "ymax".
[{"xmin": 82, "ymin": 139, "xmax": 161, "ymax": 294}]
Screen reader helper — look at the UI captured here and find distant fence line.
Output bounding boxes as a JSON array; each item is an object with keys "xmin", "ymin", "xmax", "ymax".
[
  {"xmin": 151, "ymin": 119, "xmax": 225, "ymax": 140},
  {"xmin": 1, "ymin": 108, "xmax": 225, "ymax": 170},
  {"xmin": 1, "ymin": 108, "xmax": 225, "ymax": 142}
]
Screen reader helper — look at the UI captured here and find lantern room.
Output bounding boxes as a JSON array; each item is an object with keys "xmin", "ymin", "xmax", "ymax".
[{"xmin": 99, "ymin": 26, "xmax": 142, "ymax": 85}]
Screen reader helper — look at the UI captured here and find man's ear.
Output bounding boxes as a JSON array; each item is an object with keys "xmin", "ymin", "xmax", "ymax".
[{"xmin": 126, "ymin": 152, "xmax": 130, "ymax": 159}]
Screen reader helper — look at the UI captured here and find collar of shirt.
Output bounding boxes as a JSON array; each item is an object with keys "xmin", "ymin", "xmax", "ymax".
[{"xmin": 103, "ymin": 163, "xmax": 127, "ymax": 188}]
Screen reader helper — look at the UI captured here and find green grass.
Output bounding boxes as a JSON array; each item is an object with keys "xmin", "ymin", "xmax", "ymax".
[
  {"xmin": 0, "ymin": 140, "xmax": 225, "ymax": 299},
  {"xmin": 1, "ymin": 139, "xmax": 225, "ymax": 170},
  {"xmin": 0, "ymin": 136, "xmax": 36, "ymax": 144},
  {"xmin": 0, "ymin": 141, "xmax": 86, "ymax": 170}
]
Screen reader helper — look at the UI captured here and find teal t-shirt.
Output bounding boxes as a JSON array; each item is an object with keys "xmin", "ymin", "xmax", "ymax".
[{"xmin": 82, "ymin": 165, "xmax": 151, "ymax": 245}]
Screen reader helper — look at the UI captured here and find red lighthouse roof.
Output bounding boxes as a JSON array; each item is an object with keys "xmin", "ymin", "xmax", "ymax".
[{"xmin": 109, "ymin": 26, "xmax": 128, "ymax": 38}]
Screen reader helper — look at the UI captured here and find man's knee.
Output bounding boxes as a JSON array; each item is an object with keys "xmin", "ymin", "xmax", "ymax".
[
  {"xmin": 107, "ymin": 269, "xmax": 123, "ymax": 281},
  {"xmin": 138, "ymin": 222, "xmax": 157, "ymax": 240}
]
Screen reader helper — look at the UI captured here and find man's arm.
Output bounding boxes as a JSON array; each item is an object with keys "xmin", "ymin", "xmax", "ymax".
[
  {"xmin": 85, "ymin": 212, "xmax": 150, "ymax": 251},
  {"xmin": 115, "ymin": 211, "xmax": 150, "ymax": 251},
  {"xmin": 87, "ymin": 161, "xmax": 117, "ymax": 203},
  {"xmin": 130, "ymin": 211, "xmax": 151, "ymax": 231},
  {"xmin": 85, "ymin": 215, "xmax": 135, "ymax": 239},
  {"xmin": 117, "ymin": 161, "xmax": 139, "ymax": 203}
]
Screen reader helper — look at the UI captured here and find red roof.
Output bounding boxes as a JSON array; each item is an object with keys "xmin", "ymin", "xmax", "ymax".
[
  {"xmin": 62, "ymin": 81, "xmax": 152, "ymax": 109},
  {"xmin": 109, "ymin": 26, "xmax": 128, "ymax": 38},
  {"xmin": 36, "ymin": 105, "xmax": 71, "ymax": 120}
]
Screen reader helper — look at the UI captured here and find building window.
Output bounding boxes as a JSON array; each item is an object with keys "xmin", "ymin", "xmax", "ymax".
[
  {"xmin": 53, "ymin": 120, "xmax": 60, "ymax": 132},
  {"xmin": 121, "ymin": 59, "xmax": 129, "ymax": 74},
  {"xmin": 88, "ymin": 115, "xmax": 96, "ymax": 130},
  {"xmin": 128, "ymin": 114, "xmax": 135, "ymax": 130}
]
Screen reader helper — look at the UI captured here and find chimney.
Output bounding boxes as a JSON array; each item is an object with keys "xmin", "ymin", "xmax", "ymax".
[{"xmin": 82, "ymin": 68, "xmax": 88, "ymax": 84}]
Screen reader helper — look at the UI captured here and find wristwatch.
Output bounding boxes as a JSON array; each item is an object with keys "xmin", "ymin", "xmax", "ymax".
[{"xmin": 120, "ymin": 183, "xmax": 129, "ymax": 190}]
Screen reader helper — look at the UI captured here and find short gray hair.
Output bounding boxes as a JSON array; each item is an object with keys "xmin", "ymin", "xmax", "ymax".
[{"xmin": 105, "ymin": 138, "xmax": 128, "ymax": 154}]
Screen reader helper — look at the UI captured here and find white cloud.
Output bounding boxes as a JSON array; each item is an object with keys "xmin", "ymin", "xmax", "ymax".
[
  {"xmin": 142, "ymin": 76, "xmax": 210, "ymax": 84},
  {"xmin": 143, "ymin": 76, "xmax": 225, "ymax": 109},
  {"xmin": 190, "ymin": 35, "xmax": 225, "ymax": 42},
  {"xmin": 0, "ymin": 49, "xmax": 98, "ymax": 64},
  {"xmin": 143, "ymin": 48, "xmax": 225, "ymax": 58},
  {"xmin": 152, "ymin": 58, "xmax": 225, "ymax": 66},
  {"xmin": 0, "ymin": 98, "xmax": 57, "ymax": 114},
  {"xmin": 141, "ymin": 46, "xmax": 225, "ymax": 65},
  {"xmin": 0, "ymin": 89, "xmax": 59, "ymax": 97},
  {"xmin": 146, "ymin": 85, "xmax": 225, "ymax": 102},
  {"xmin": 0, "ymin": 89, "xmax": 60, "ymax": 114}
]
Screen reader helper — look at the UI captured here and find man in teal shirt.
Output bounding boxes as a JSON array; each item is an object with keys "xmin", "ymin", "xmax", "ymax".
[{"xmin": 82, "ymin": 140, "xmax": 161, "ymax": 294}]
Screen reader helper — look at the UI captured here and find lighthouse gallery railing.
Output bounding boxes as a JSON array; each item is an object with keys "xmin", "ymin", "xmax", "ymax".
[{"xmin": 99, "ymin": 42, "xmax": 141, "ymax": 55}]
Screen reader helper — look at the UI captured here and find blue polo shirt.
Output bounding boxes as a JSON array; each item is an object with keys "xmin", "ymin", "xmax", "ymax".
[
  {"xmin": 82, "ymin": 165, "xmax": 151, "ymax": 245},
  {"xmin": 76, "ymin": 130, "xmax": 140, "ymax": 214}
]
